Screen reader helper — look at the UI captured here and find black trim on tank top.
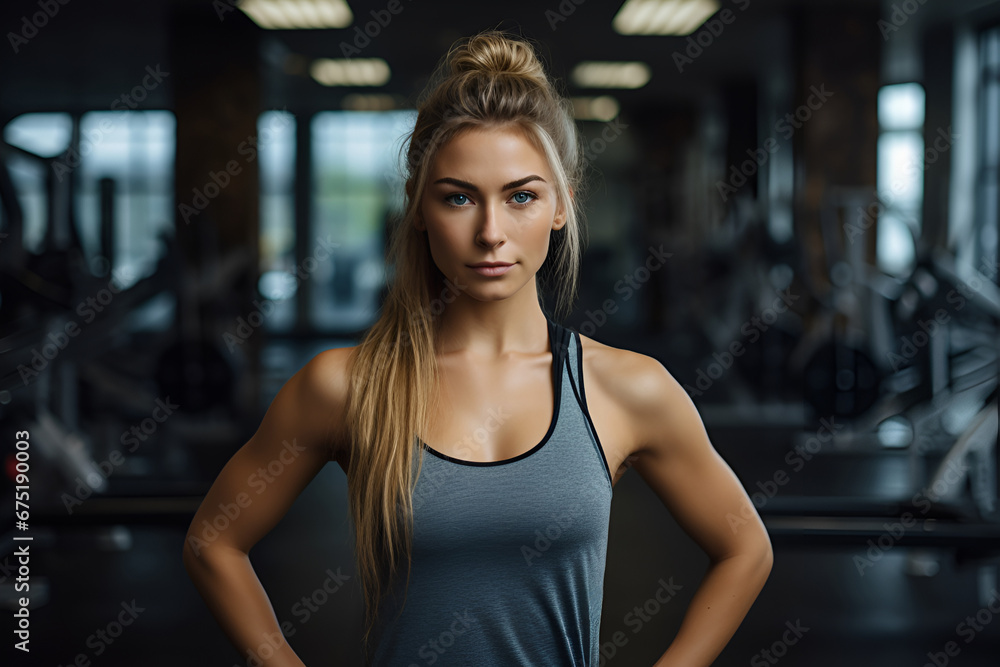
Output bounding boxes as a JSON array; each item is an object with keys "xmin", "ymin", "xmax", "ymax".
[
  {"xmin": 566, "ymin": 330, "xmax": 614, "ymax": 489},
  {"xmin": 420, "ymin": 318, "xmax": 568, "ymax": 467}
]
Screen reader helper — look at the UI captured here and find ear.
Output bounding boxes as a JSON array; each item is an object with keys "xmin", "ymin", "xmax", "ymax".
[{"xmin": 553, "ymin": 189, "xmax": 573, "ymax": 230}]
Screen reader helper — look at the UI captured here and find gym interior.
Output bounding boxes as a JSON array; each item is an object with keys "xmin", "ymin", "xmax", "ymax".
[{"xmin": 1, "ymin": 0, "xmax": 999, "ymax": 665}]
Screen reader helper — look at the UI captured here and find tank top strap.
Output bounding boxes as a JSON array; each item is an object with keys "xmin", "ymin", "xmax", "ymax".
[
  {"xmin": 548, "ymin": 317, "xmax": 572, "ymax": 377},
  {"xmin": 556, "ymin": 322, "xmax": 615, "ymax": 489},
  {"xmin": 559, "ymin": 324, "xmax": 585, "ymax": 408}
]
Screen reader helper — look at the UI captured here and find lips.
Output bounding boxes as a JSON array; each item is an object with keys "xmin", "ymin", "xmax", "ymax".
[{"xmin": 467, "ymin": 262, "xmax": 513, "ymax": 268}]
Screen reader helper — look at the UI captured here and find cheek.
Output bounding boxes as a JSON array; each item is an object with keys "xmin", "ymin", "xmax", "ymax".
[
  {"xmin": 524, "ymin": 202, "xmax": 557, "ymax": 242},
  {"xmin": 425, "ymin": 223, "xmax": 465, "ymax": 259}
]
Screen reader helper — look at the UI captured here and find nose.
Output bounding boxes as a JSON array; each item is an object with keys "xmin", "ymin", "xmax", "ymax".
[{"xmin": 475, "ymin": 199, "xmax": 506, "ymax": 248}]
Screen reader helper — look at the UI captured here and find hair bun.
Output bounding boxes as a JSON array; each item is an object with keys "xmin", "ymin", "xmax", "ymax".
[{"xmin": 449, "ymin": 31, "xmax": 542, "ymax": 79}]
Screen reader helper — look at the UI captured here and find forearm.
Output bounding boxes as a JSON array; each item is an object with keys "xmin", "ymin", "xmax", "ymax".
[
  {"xmin": 653, "ymin": 550, "xmax": 771, "ymax": 667},
  {"xmin": 183, "ymin": 545, "xmax": 307, "ymax": 667}
]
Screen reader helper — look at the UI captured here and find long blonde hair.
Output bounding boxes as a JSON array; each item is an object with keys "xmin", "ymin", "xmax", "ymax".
[{"xmin": 342, "ymin": 28, "xmax": 588, "ymax": 660}]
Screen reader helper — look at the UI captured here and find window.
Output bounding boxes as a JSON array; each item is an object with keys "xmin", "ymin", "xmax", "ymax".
[
  {"xmin": 257, "ymin": 110, "xmax": 297, "ymax": 332},
  {"xmin": 309, "ymin": 110, "xmax": 413, "ymax": 332},
  {"xmin": 77, "ymin": 111, "xmax": 175, "ymax": 284},
  {"xmin": 2, "ymin": 111, "xmax": 174, "ymax": 285},
  {"xmin": 875, "ymin": 82, "xmax": 925, "ymax": 276},
  {"xmin": 2, "ymin": 112, "xmax": 73, "ymax": 253}
]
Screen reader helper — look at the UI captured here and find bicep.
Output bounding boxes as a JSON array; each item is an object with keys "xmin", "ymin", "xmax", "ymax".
[
  {"xmin": 628, "ymin": 362, "xmax": 768, "ymax": 561},
  {"xmin": 184, "ymin": 349, "xmax": 346, "ymax": 557}
]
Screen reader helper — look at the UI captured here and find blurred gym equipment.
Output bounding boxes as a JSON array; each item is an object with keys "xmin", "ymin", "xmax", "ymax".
[
  {"xmin": 0, "ymin": 123, "xmax": 256, "ymax": 612},
  {"xmin": 768, "ymin": 188, "xmax": 999, "ymax": 605}
]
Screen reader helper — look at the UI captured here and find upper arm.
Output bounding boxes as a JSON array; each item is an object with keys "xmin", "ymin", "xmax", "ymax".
[
  {"xmin": 623, "ymin": 355, "xmax": 772, "ymax": 563},
  {"xmin": 183, "ymin": 346, "xmax": 352, "ymax": 559}
]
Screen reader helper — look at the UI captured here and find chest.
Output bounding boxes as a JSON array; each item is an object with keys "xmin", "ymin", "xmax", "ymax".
[
  {"xmin": 420, "ymin": 348, "xmax": 636, "ymax": 486},
  {"xmin": 420, "ymin": 353, "xmax": 556, "ymax": 463}
]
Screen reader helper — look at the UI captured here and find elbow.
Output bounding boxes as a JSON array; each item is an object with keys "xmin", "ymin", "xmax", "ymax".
[
  {"xmin": 181, "ymin": 533, "xmax": 246, "ymax": 577},
  {"xmin": 181, "ymin": 532, "xmax": 213, "ymax": 578},
  {"xmin": 760, "ymin": 540, "xmax": 774, "ymax": 575},
  {"xmin": 755, "ymin": 536, "xmax": 774, "ymax": 586}
]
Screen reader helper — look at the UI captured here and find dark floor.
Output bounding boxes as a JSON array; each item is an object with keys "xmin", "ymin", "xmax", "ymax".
[{"xmin": 3, "ymin": 334, "xmax": 999, "ymax": 667}]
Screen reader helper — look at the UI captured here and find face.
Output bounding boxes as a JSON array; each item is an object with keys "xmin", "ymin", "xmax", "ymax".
[{"xmin": 416, "ymin": 125, "xmax": 567, "ymax": 302}]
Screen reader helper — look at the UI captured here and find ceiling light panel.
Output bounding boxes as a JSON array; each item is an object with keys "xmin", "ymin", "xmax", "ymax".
[
  {"xmin": 310, "ymin": 58, "xmax": 391, "ymax": 86},
  {"xmin": 613, "ymin": 0, "xmax": 721, "ymax": 36},
  {"xmin": 571, "ymin": 62, "xmax": 651, "ymax": 89},
  {"xmin": 238, "ymin": 0, "xmax": 353, "ymax": 29}
]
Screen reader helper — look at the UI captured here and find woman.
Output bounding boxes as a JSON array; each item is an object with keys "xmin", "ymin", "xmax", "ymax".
[{"xmin": 183, "ymin": 29, "xmax": 772, "ymax": 667}]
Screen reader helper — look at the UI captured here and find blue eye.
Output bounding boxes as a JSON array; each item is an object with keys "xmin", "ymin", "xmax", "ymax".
[{"xmin": 443, "ymin": 191, "xmax": 538, "ymax": 208}]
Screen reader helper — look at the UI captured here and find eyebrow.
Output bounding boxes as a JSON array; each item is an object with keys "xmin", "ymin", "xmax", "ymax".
[{"xmin": 431, "ymin": 174, "xmax": 547, "ymax": 192}]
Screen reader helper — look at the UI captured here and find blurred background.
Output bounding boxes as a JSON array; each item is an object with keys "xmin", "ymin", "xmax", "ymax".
[{"xmin": 0, "ymin": 0, "xmax": 999, "ymax": 665}]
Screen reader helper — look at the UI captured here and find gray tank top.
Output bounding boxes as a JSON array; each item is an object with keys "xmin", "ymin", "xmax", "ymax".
[{"xmin": 369, "ymin": 318, "xmax": 615, "ymax": 666}]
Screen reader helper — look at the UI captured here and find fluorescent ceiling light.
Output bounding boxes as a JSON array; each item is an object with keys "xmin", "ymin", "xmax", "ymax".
[
  {"xmin": 613, "ymin": 0, "xmax": 721, "ymax": 36},
  {"xmin": 571, "ymin": 62, "xmax": 651, "ymax": 89},
  {"xmin": 310, "ymin": 58, "xmax": 391, "ymax": 86},
  {"xmin": 570, "ymin": 96, "xmax": 620, "ymax": 121},
  {"xmin": 238, "ymin": 0, "xmax": 353, "ymax": 29}
]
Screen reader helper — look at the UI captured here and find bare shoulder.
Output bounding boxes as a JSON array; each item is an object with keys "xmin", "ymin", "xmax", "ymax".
[
  {"xmin": 292, "ymin": 344, "xmax": 357, "ymax": 469},
  {"xmin": 576, "ymin": 331, "xmax": 690, "ymax": 457}
]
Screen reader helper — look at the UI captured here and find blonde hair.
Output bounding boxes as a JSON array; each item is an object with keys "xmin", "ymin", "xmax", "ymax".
[{"xmin": 342, "ymin": 28, "xmax": 588, "ymax": 661}]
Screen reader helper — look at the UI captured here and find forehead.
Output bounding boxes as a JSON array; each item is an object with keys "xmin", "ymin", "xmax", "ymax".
[{"xmin": 429, "ymin": 126, "xmax": 552, "ymax": 181}]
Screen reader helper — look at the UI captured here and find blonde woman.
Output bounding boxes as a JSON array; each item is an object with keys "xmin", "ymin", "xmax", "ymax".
[{"xmin": 183, "ymin": 29, "xmax": 773, "ymax": 667}]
